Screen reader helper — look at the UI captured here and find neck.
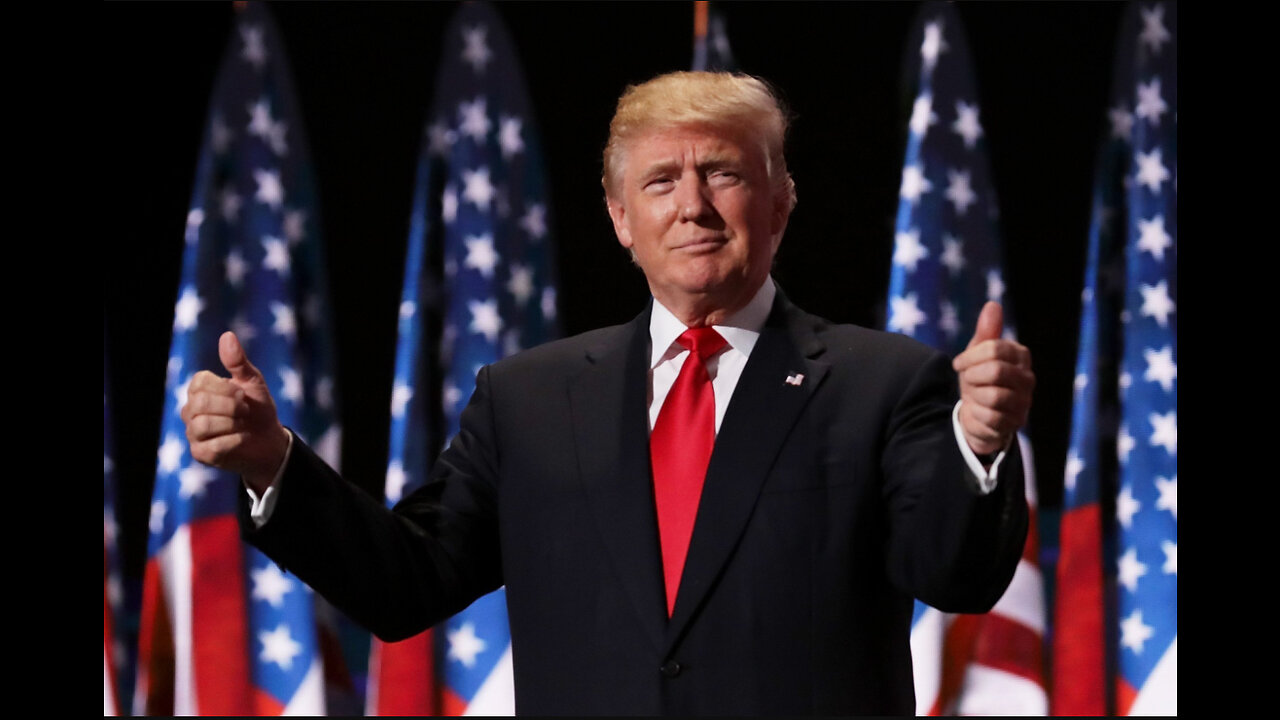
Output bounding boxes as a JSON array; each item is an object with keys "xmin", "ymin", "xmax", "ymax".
[{"xmin": 653, "ymin": 277, "xmax": 773, "ymax": 328}]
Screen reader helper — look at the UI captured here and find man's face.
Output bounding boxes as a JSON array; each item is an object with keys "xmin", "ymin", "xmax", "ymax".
[{"xmin": 606, "ymin": 124, "xmax": 789, "ymax": 321}]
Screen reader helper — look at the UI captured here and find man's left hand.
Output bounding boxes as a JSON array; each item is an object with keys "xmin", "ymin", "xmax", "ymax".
[{"xmin": 952, "ymin": 301, "xmax": 1035, "ymax": 457}]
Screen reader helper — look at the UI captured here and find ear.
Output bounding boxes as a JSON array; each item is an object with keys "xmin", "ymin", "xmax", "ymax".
[
  {"xmin": 769, "ymin": 186, "xmax": 792, "ymax": 240},
  {"xmin": 606, "ymin": 195, "xmax": 633, "ymax": 250}
]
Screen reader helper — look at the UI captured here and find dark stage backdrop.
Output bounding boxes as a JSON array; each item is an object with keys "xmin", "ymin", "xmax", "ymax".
[{"xmin": 105, "ymin": 1, "xmax": 1126, "ymax": 583}]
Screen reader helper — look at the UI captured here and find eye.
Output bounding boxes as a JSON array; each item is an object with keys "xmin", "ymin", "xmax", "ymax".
[
  {"xmin": 643, "ymin": 176, "xmax": 674, "ymax": 192},
  {"xmin": 708, "ymin": 169, "xmax": 740, "ymax": 186}
]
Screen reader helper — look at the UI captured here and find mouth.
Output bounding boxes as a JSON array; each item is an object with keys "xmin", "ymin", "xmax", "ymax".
[{"xmin": 673, "ymin": 237, "xmax": 728, "ymax": 253}]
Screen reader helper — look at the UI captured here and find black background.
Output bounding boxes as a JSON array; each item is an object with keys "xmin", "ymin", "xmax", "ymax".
[{"xmin": 105, "ymin": 1, "xmax": 1128, "ymax": 583}]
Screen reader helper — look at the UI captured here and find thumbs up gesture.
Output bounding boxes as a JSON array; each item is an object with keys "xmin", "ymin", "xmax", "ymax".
[
  {"xmin": 180, "ymin": 331, "xmax": 291, "ymax": 494},
  {"xmin": 951, "ymin": 302, "xmax": 1035, "ymax": 457}
]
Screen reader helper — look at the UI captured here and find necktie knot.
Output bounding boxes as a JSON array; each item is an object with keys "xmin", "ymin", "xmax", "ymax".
[{"xmin": 678, "ymin": 327, "xmax": 727, "ymax": 363}]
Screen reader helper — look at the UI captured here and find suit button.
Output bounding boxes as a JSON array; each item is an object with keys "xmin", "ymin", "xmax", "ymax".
[{"xmin": 660, "ymin": 660, "xmax": 682, "ymax": 678}]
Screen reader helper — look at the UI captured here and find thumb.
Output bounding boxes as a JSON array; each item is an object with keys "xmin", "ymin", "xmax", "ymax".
[
  {"xmin": 967, "ymin": 301, "xmax": 1004, "ymax": 349},
  {"xmin": 219, "ymin": 331, "xmax": 262, "ymax": 384}
]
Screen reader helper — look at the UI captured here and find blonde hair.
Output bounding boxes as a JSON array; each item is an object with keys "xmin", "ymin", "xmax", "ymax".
[{"xmin": 602, "ymin": 71, "xmax": 797, "ymax": 212}]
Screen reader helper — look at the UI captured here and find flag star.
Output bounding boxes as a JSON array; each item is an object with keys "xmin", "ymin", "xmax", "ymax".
[
  {"xmin": 211, "ymin": 115, "xmax": 233, "ymax": 154},
  {"xmin": 230, "ymin": 314, "xmax": 258, "ymax": 344},
  {"xmin": 385, "ymin": 461, "xmax": 407, "ymax": 503},
  {"xmin": 920, "ymin": 20, "xmax": 947, "ymax": 70},
  {"xmin": 262, "ymin": 236, "xmax": 291, "ymax": 276},
  {"xmin": 240, "ymin": 24, "xmax": 267, "ymax": 69},
  {"xmin": 503, "ymin": 328, "xmax": 523, "ymax": 358},
  {"xmin": 220, "ymin": 187, "xmax": 243, "ymax": 221},
  {"xmin": 1064, "ymin": 450, "xmax": 1084, "ymax": 492},
  {"xmin": 1135, "ymin": 148, "xmax": 1170, "ymax": 193},
  {"xmin": 427, "ymin": 119, "xmax": 456, "ymax": 157},
  {"xmin": 888, "ymin": 293, "xmax": 927, "ymax": 336},
  {"xmin": 247, "ymin": 98, "xmax": 274, "ymax": 139},
  {"xmin": 254, "ymin": 169, "xmax": 285, "ymax": 210},
  {"xmin": 893, "ymin": 229, "xmax": 929, "ymax": 272},
  {"xmin": 461, "ymin": 25, "xmax": 492, "ymax": 73},
  {"xmin": 938, "ymin": 301, "xmax": 960, "ymax": 339},
  {"xmin": 1149, "ymin": 410, "xmax": 1177, "ymax": 455},
  {"xmin": 1135, "ymin": 78, "xmax": 1168, "ymax": 127},
  {"xmin": 1119, "ymin": 609, "xmax": 1155, "ymax": 655},
  {"xmin": 1109, "ymin": 104, "xmax": 1135, "ymax": 142},
  {"xmin": 541, "ymin": 286, "xmax": 557, "ymax": 321},
  {"xmin": 951, "ymin": 100, "xmax": 983, "ymax": 149},
  {"xmin": 185, "ymin": 208, "xmax": 204, "ymax": 245},
  {"xmin": 159, "ymin": 433, "xmax": 185, "ymax": 474},
  {"xmin": 226, "ymin": 249, "xmax": 248, "ymax": 286},
  {"xmin": 279, "ymin": 367, "xmax": 303, "ymax": 405},
  {"xmin": 909, "ymin": 94, "xmax": 937, "ymax": 137},
  {"xmin": 945, "ymin": 169, "xmax": 977, "ymax": 216},
  {"xmin": 464, "ymin": 234, "xmax": 500, "ymax": 277},
  {"xmin": 1136, "ymin": 215, "xmax": 1172, "ymax": 261},
  {"xmin": 442, "ymin": 380, "xmax": 463, "ymax": 414},
  {"xmin": 271, "ymin": 302, "xmax": 297, "ymax": 340},
  {"xmin": 498, "ymin": 115, "xmax": 525, "ymax": 159},
  {"xmin": 1139, "ymin": 281, "xmax": 1175, "ymax": 327},
  {"xmin": 1117, "ymin": 547, "xmax": 1148, "ymax": 593},
  {"xmin": 940, "ymin": 235, "xmax": 966, "ymax": 276},
  {"xmin": 520, "ymin": 203, "xmax": 547, "ymax": 240},
  {"xmin": 268, "ymin": 120, "xmax": 289, "ymax": 156},
  {"xmin": 458, "ymin": 97, "xmax": 492, "ymax": 143},
  {"xmin": 178, "ymin": 464, "xmax": 216, "ymax": 499},
  {"xmin": 400, "ymin": 301, "xmax": 416, "ymax": 320},
  {"xmin": 284, "ymin": 210, "xmax": 307, "ymax": 245},
  {"xmin": 315, "ymin": 376, "xmax": 334, "ymax": 411},
  {"xmin": 447, "ymin": 621, "xmax": 488, "ymax": 668},
  {"xmin": 104, "ymin": 453, "xmax": 115, "ymax": 476},
  {"xmin": 1116, "ymin": 484, "xmax": 1140, "ymax": 529},
  {"xmin": 1143, "ymin": 345, "xmax": 1177, "ymax": 392},
  {"xmin": 442, "ymin": 185, "xmax": 459, "ymax": 224},
  {"xmin": 899, "ymin": 164, "xmax": 932, "ymax": 204},
  {"xmin": 258, "ymin": 623, "xmax": 303, "ymax": 670},
  {"xmin": 173, "ymin": 286, "xmax": 204, "ymax": 331},
  {"xmin": 1074, "ymin": 373, "xmax": 1089, "ymax": 394},
  {"xmin": 1161, "ymin": 540, "xmax": 1177, "ymax": 575},
  {"xmin": 149, "ymin": 501, "xmax": 167, "ymax": 534},
  {"xmin": 391, "ymin": 383, "xmax": 413, "ymax": 418},
  {"xmin": 986, "ymin": 270, "xmax": 1005, "ymax": 303},
  {"xmin": 1117, "ymin": 424, "xmax": 1135, "ymax": 464},
  {"xmin": 462, "ymin": 167, "xmax": 496, "ymax": 212},
  {"xmin": 1118, "ymin": 370, "xmax": 1132, "ymax": 392},
  {"xmin": 1139, "ymin": 4, "xmax": 1172, "ymax": 54},
  {"xmin": 469, "ymin": 299, "xmax": 503, "ymax": 343},
  {"xmin": 167, "ymin": 355, "xmax": 184, "ymax": 384},
  {"xmin": 1155, "ymin": 475, "xmax": 1177, "ymax": 520},
  {"xmin": 507, "ymin": 264, "xmax": 535, "ymax": 304},
  {"xmin": 251, "ymin": 563, "xmax": 294, "ymax": 608}
]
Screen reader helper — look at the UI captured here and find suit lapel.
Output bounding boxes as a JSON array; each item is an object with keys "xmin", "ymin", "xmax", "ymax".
[
  {"xmin": 666, "ymin": 295, "xmax": 830, "ymax": 650},
  {"xmin": 570, "ymin": 307, "xmax": 666, "ymax": 652}
]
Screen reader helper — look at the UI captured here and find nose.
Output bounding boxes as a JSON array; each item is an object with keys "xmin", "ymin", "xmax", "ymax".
[{"xmin": 676, "ymin": 174, "xmax": 712, "ymax": 222}]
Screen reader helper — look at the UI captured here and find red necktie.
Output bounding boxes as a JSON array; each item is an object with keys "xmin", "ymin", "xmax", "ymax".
[{"xmin": 650, "ymin": 327, "xmax": 727, "ymax": 616}]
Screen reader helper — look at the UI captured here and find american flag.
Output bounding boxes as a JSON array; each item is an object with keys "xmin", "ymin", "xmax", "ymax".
[
  {"xmin": 1054, "ymin": 3, "xmax": 1176, "ymax": 714},
  {"xmin": 105, "ymin": 352, "xmax": 125, "ymax": 716},
  {"xmin": 691, "ymin": 1, "xmax": 736, "ymax": 73},
  {"xmin": 135, "ymin": 3, "xmax": 339, "ymax": 714},
  {"xmin": 367, "ymin": 2, "xmax": 558, "ymax": 715},
  {"xmin": 884, "ymin": 3, "xmax": 1048, "ymax": 714}
]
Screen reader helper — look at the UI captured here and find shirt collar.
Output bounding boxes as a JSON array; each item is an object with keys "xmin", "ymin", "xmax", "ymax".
[{"xmin": 649, "ymin": 277, "xmax": 776, "ymax": 369}]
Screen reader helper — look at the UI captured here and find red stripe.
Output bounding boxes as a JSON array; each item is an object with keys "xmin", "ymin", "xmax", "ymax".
[
  {"xmin": 137, "ymin": 558, "xmax": 176, "ymax": 715},
  {"xmin": 104, "ymin": 544, "xmax": 119, "ymax": 715},
  {"xmin": 441, "ymin": 687, "xmax": 468, "ymax": 716},
  {"xmin": 929, "ymin": 614, "xmax": 982, "ymax": 715},
  {"xmin": 255, "ymin": 688, "xmax": 286, "ymax": 715},
  {"xmin": 369, "ymin": 631, "xmax": 437, "ymax": 715},
  {"xmin": 1116, "ymin": 677, "xmax": 1137, "ymax": 715},
  {"xmin": 1052, "ymin": 504, "xmax": 1107, "ymax": 715},
  {"xmin": 971, "ymin": 612, "xmax": 1045, "ymax": 686},
  {"xmin": 1021, "ymin": 499, "xmax": 1040, "ymax": 564},
  {"xmin": 189, "ymin": 516, "xmax": 254, "ymax": 715}
]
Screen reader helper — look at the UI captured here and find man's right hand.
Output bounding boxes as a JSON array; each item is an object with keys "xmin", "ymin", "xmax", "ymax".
[{"xmin": 181, "ymin": 331, "xmax": 291, "ymax": 495}]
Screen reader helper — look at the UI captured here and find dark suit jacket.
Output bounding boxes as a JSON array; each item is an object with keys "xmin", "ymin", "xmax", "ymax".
[{"xmin": 243, "ymin": 292, "xmax": 1027, "ymax": 715}]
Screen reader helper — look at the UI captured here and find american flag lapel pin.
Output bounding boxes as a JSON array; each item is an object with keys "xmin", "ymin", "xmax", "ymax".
[{"xmin": 784, "ymin": 373, "xmax": 805, "ymax": 387}]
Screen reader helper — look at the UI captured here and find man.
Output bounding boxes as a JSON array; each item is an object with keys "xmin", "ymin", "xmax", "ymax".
[{"xmin": 183, "ymin": 72, "xmax": 1034, "ymax": 715}]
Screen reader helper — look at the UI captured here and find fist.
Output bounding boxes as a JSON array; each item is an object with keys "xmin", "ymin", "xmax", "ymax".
[
  {"xmin": 180, "ymin": 331, "xmax": 291, "ymax": 493},
  {"xmin": 952, "ymin": 302, "xmax": 1035, "ymax": 457}
]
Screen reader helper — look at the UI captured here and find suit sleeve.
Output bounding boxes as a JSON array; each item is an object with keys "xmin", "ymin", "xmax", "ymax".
[
  {"xmin": 879, "ymin": 349, "xmax": 1028, "ymax": 613},
  {"xmin": 238, "ymin": 366, "xmax": 505, "ymax": 641}
]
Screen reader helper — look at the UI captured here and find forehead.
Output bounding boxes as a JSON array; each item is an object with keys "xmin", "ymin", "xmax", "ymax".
[{"xmin": 621, "ymin": 124, "xmax": 763, "ymax": 173}]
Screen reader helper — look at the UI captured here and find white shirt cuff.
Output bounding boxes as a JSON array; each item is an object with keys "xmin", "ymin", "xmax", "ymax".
[
  {"xmin": 245, "ymin": 430, "xmax": 294, "ymax": 528},
  {"xmin": 951, "ymin": 400, "xmax": 1006, "ymax": 495}
]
